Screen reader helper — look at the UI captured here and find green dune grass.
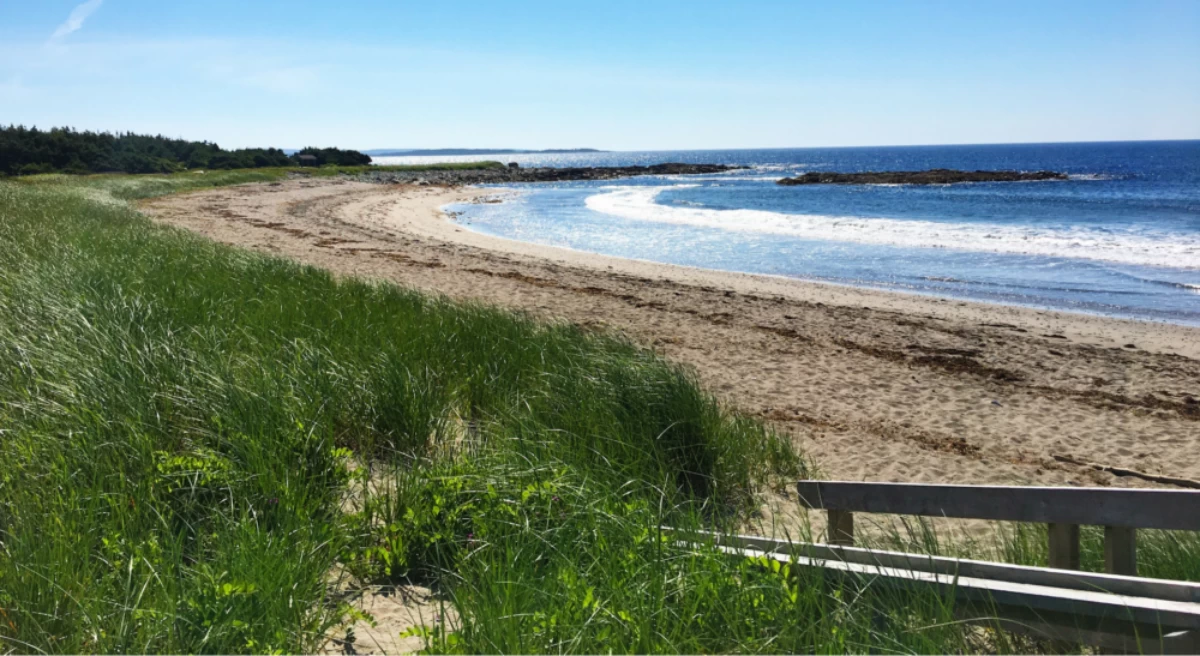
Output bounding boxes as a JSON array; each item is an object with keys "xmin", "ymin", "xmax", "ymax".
[{"xmin": 12, "ymin": 160, "xmax": 506, "ymax": 201}]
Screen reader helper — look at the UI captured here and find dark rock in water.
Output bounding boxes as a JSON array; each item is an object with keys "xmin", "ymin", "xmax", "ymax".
[
  {"xmin": 507, "ymin": 162, "xmax": 520, "ymax": 169},
  {"xmin": 776, "ymin": 168, "xmax": 1068, "ymax": 186},
  {"xmin": 359, "ymin": 162, "xmax": 745, "ymax": 186}
]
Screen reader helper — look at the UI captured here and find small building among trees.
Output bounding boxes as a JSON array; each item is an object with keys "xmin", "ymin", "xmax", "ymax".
[{"xmin": 296, "ymin": 154, "xmax": 318, "ymax": 167}]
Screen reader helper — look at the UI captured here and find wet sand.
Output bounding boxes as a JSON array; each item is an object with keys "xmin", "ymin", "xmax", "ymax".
[{"xmin": 141, "ymin": 178, "xmax": 1200, "ymax": 492}]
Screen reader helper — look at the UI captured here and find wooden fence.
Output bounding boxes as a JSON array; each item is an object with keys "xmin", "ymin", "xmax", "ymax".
[
  {"xmin": 796, "ymin": 481, "xmax": 1200, "ymax": 575},
  {"xmin": 670, "ymin": 481, "xmax": 1200, "ymax": 653}
]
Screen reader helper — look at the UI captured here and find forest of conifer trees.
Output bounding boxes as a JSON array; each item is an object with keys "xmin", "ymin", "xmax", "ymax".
[{"xmin": 0, "ymin": 125, "xmax": 371, "ymax": 176}]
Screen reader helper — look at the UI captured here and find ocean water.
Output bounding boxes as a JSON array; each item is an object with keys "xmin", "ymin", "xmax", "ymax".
[{"xmin": 376, "ymin": 142, "xmax": 1200, "ymax": 324}]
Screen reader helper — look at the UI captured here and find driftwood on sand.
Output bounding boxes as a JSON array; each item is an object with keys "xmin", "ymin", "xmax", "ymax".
[{"xmin": 1052, "ymin": 454, "xmax": 1200, "ymax": 490}]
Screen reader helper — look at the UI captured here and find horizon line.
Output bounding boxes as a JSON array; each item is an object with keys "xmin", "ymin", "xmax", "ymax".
[{"xmin": 365, "ymin": 137, "xmax": 1200, "ymax": 154}]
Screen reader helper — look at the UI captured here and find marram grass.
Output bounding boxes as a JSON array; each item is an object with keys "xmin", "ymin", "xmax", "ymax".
[{"xmin": 0, "ymin": 175, "xmax": 803, "ymax": 653}]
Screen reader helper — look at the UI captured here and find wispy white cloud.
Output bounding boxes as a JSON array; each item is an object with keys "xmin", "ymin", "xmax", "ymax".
[{"xmin": 49, "ymin": 0, "xmax": 104, "ymax": 42}]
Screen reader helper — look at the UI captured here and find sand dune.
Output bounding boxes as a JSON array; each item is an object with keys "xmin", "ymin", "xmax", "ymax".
[{"xmin": 141, "ymin": 179, "xmax": 1200, "ymax": 495}]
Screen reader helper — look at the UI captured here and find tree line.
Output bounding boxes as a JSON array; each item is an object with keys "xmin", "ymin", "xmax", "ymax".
[{"xmin": 0, "ymin": 125, "xmax": 372, "ymax": 176}]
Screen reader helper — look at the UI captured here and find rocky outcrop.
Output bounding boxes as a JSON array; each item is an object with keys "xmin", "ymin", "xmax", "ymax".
[
  {"xmin": 777, "ymin": 169, "xmax": 1068, "ymax": 186},
  {"xmin": 356, "ymin": 163, "xmax": 744, "ymax": 186}
]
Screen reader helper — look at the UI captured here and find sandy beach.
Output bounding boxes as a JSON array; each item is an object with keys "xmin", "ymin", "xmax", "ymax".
[{"xmin": 141, "ymin": 178, "xmax": 1200, "ymax": 493}]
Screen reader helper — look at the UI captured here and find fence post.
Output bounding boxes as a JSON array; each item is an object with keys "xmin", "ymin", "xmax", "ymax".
[
  {"xmin": 1104, "ymin": 526, "xmax": 1137, "ymax": 576},
  {"xmin": 1048, "ymin": 523, "xmax": 1080, "ymax": 570},
  {"xmin": 828, "ymin": 509, "xmax": 855, "ymax": 546}
]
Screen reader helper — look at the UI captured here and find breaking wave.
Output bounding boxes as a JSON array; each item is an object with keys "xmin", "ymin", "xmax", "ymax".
[{"xmin": 584, "ymin": 186, "xmax": 1200, "ymax": 269}]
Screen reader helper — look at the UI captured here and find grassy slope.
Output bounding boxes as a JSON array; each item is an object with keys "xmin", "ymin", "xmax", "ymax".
[
  {"xmin": 12, "ymin": 160, "xmax": 506, "ymax": 202},
  {"xmin": 2, "ymin": 171, "xmax": 1192, "ymax": 654},
  {"xmin": 0, "ymin": 172, "xmax": 850, "ymax": 654}
]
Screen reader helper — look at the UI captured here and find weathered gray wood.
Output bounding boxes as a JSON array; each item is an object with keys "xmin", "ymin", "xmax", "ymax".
[
  {"xmin": 795, "ymin": 481, "xmax": 1200, "ymax": 531},
  {"xmin": 698, "ymin": 540, "xmax": 1200, "ymax": 632},
  {"xmin": 1049, "ymin": 522, "xmax": 1082, "ymax": 570},
  {"xmin": 1106, "ymin": 526, "xmax": 1138, "ymax": 577},
  {"xmin": 827, "ymin": 509, "xmax": 854, "ymax": 546},
  {"xmin": 667, "ymin": 529, "xmax": 1200, "ymax": 651},
  {"xmin": 664, "ymin": 529, "xmax": 1200, "ymax": 603}
]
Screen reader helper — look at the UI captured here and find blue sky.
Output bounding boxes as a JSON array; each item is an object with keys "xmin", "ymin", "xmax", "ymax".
[{"xmin": 2, "ymin": 0, "xmax": 1198, "ymax": 150}]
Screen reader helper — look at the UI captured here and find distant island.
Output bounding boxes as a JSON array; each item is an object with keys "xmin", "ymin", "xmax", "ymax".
[
  {"xmin": 363, "ymin": 148, "xmax": 605, "ymax": 157},
  {"xmin": 778, "ymin": 168, "xmax": 1067, "ymax": 186}
]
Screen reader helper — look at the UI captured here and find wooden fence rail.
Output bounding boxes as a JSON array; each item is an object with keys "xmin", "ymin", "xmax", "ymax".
[
  {"xmin": 669, "ymin": 481, "xmax": 1200, "ymax": 653},
  {"xmin": 796, "ymin": 481, "xmax": 1200, "ymax": 575},
  {"xmin": 668, "ymin": 527, "xmax": 1200, "ymax": 654}
]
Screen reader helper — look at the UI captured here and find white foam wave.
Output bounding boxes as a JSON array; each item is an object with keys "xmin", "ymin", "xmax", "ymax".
[
  {"xmin": 584, "ymin": 186, "xmax": 1200, "ymax": 269},
  {"xmin": 752, "ymin": 163, "xmax": 812, "ymax": 172},
  {"xmin": 659, "ymin": 174, "xmax": 783, "ymax": 182}
]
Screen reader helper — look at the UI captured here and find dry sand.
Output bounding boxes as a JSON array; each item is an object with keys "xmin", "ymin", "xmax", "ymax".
[
  {"xmin": 141, "ymin": 178, "xmax": 1200, "ymax": 492},
  {"xmin": 322, "ymin": 584, "xmax": 451, "ymax": 655}
]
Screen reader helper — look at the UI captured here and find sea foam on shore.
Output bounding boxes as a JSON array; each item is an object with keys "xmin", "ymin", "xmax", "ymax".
[{"xmin": 585, "ymin": 185, "xmax": 1200, "ymax": 269}]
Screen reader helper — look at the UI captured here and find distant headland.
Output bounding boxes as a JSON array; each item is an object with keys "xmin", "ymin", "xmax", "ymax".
[{"xmin": 363, "ymin": 148, "xmax": 605, "ymax": 157}]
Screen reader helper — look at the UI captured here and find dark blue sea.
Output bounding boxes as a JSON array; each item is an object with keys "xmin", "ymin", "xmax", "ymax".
[{"xmin": 375, "ymin": 141, "xmax": 1200, "ymax": 325}]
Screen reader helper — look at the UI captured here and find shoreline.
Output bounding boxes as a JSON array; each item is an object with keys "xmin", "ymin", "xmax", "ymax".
[
  {"xmin": 450, "ymin": 192, "xmax": 1200, "ymax": 333},
  {"xmin": 141, "ymin": 179, "xmax": 1200, "ymax": 492},
  {"xmin": 448, "ymin": 181, "xmax": 1200, "ymax": 328},
  {"xmin": 430, "ymin": 189, "xmax": 1200, "ymax": 359}
]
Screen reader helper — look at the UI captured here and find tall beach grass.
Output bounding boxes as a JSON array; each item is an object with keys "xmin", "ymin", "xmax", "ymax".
[{"xmin": 0, "ymin": 175, "xmax": 812, "ymax": 653}]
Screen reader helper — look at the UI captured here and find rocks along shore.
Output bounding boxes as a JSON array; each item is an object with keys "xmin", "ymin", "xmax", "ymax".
[{"xmin": 355, "ymin": 162, "xmax": 744, "ymax": 186}]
